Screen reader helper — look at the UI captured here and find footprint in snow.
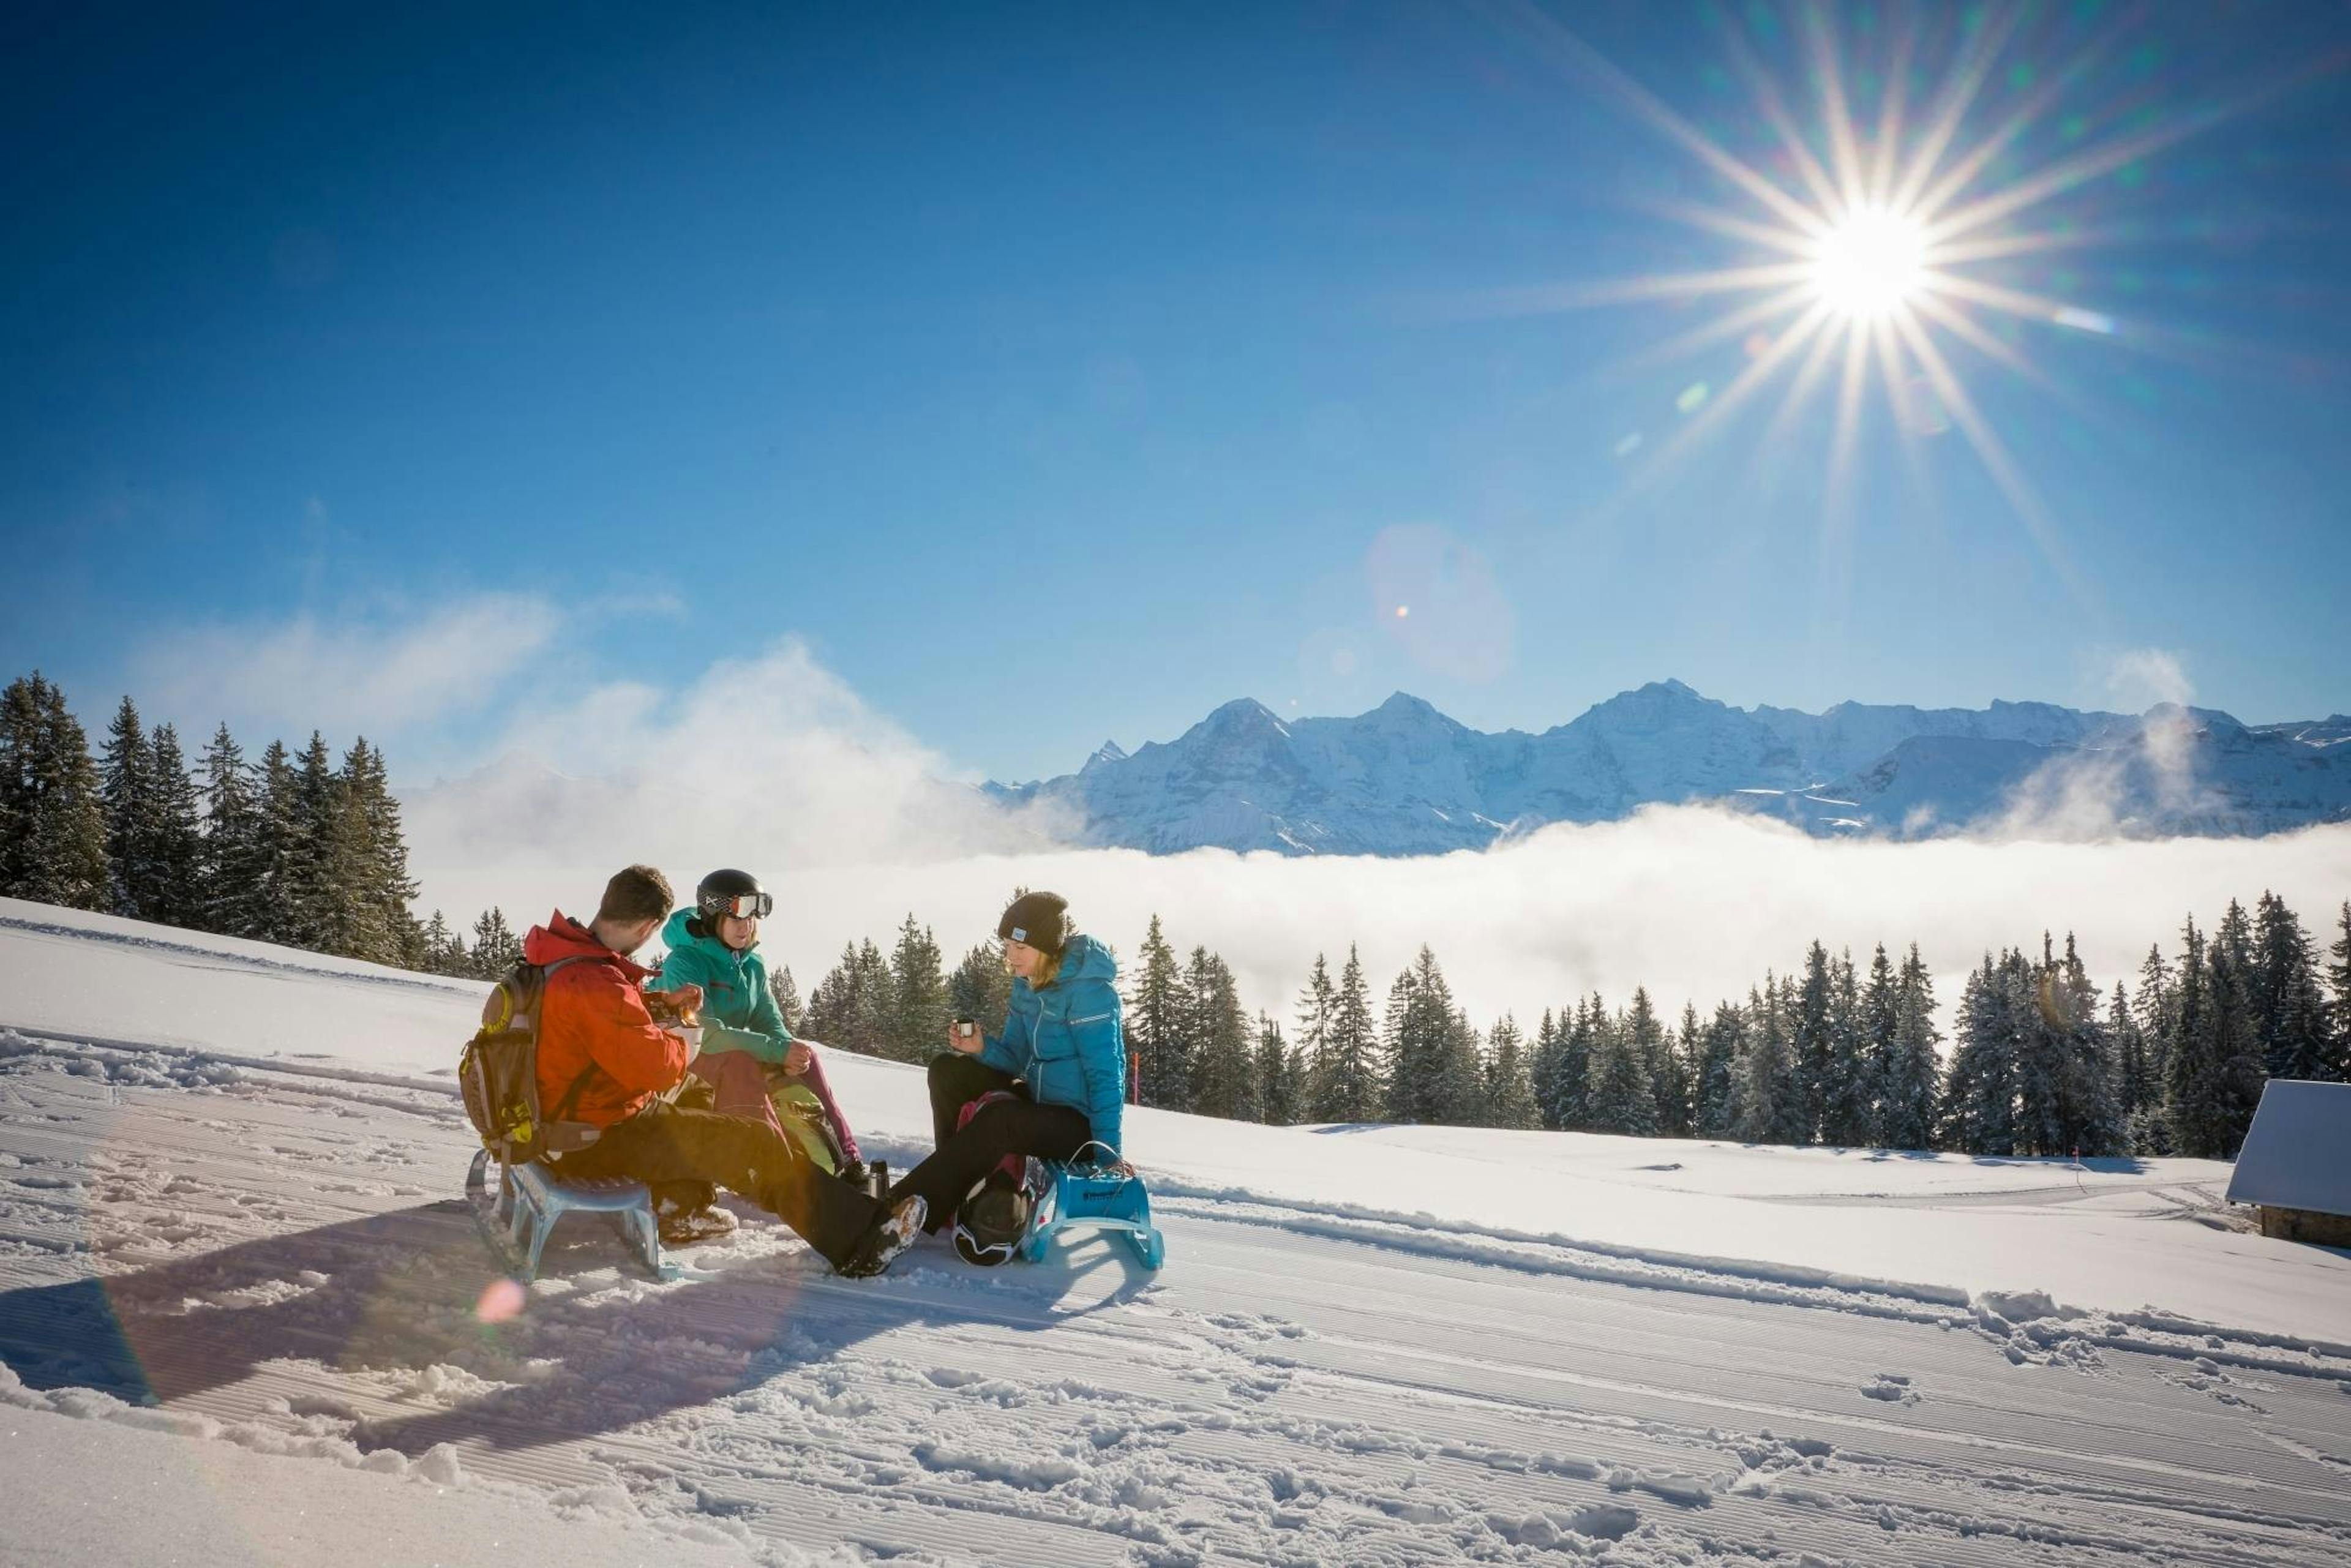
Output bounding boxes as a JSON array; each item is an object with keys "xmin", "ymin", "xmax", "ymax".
[{"xmin": 1861, "ymin": 1373, "xmax": 1920, "ymax": 1405}]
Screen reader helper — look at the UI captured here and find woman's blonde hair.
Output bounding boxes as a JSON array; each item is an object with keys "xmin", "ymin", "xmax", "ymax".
[{"xmin": 1029, "ymin": 944, "xmax": 1063, "ymax": 989}]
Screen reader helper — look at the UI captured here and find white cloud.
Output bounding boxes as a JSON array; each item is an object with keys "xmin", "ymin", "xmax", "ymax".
[
  {"xmin": 131, "ymin": 595, "xmax": 560, "ymax": 744},
  {"xmin": 397, "ymin": 634, "xmax": 2351, "ymax": 1035}
]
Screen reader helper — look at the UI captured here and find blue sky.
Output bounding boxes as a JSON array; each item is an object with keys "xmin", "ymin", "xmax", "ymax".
[{"xmin": 4, "ymin": 0, "xmax": 2347, "ymax": 784}]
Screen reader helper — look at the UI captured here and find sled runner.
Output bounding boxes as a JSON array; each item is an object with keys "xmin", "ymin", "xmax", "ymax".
[{"xmin": 465, "ymin": 1147, "xmax": 666, "ymax": 1283}]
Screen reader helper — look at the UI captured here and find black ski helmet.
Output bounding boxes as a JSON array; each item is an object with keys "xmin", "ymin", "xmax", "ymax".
[{"xmin": 696, "ymin": 868, "xmax": 772, "ymax": 921}]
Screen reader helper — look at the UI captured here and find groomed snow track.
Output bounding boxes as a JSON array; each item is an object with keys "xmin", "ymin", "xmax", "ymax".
[{"xmin": 6, "ymin": 1030, "xmax": 2351, "ymax": 1567}]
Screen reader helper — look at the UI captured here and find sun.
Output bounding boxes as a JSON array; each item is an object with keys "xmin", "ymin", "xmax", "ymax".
[{"xmin": 1810, "ymin": 206, "xmax": 1928, "ymax": 321}]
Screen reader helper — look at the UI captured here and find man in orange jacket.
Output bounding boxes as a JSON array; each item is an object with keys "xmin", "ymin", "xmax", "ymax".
[{"xmin": 524, "ymin": 865, "xmax": 921, "ymax": 1277}]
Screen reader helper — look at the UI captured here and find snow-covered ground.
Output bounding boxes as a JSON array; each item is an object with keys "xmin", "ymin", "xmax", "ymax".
[{"xmin": 4, "ymin": 898, "xmax": 2349, "ymax": 1566}]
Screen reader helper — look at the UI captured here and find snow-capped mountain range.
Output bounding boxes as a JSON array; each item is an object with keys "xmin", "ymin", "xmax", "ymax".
[{"xmin": 985, "ymin": 680, "xmax": 2351, "ymax": 854}]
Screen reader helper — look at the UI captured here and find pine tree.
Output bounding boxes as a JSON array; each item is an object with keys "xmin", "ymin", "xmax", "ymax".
[
  {"xmin": 2013, "ymin": 935, "xmax": 2069, "ymax": 1157},
  {"xmin": 2328, "ymin": 903, "xmax": 2351, "ymax": 1082},
  {"xmin": 1314, "ymin": 944, "xmax": 1381, "ymax": 1122},
  {"xmin": 2251, "ymin": 891, "xmax": 2331, "ymax": 1081},
  {"xmin": 421, "ymin": 910, "xmax": 468, "ymax": 976},
  {"xmin": 100, "ymin": 696, "xmax": 159, "ymax": 917},
  {"xmin": 1188, "ymin": 953, "xmax": 1256, "ymax": 1120},
  {"xmin": 1818, "ymin": 950, "xmax": 1872, "ymax": 1146},
  {"xmin": 1383, "ymin": 948, "xmax": 1460, "ymax": 1125},
  {"xmin": 1553, "ymin": 997, "xmax": 1596, "ymax": 1131},
  {"xmin": 252, "ymin": 740, "xmax": 301, "ymax": 943},
  {"xmin": 1127, "ymin": 916, "xmax": 1189, "ymax": 1110},
  {"xmin": 2134, "ymin": 943, "xmax": 2177, "ymax": 1093},
  {"xmin": 947, "ymin": 942, "xmax": 1011, "ymax": 1040},
  {"xmin": 1529, "ymin": 1008, "xmax": 1564, "ymax": 1130},
  {"xmin": 1294, "ymin": 953, "xmax": 1334, "ymax": 1115},
  {"xmin": 1860, "ymin": 944, "xmax": 1900, "ymax": 1145},
  {"xmin": 1792, "ymin": 940, "xmax": 1834, "ymax": 1143},
  {"xmin": 196, "ymin": 723, "xmax": 265, "ymax": 938},
  {"xmin": 1434, "ymin": 1007, "xmax": 1487, "ymax": 1125},
  {"xmin": 1255, "ymin": 1015, "xmax": 1305, "ymax": 1127},
  {"xmin": 279, "ymin": 733, "xmax": 342, "ymax": 943},
  {"xmin": 2053, "ymin": 933, "xmax": 2124, "ymax": 1157},
  {"xmin": 0, "ymin": 673, "xmax": 111, "ymax": 910},
  {"xmin": 1484, "ymin": 1015, "xmax": 1539, "ymax": 1130},
  {"xmin": 2167, "ymin": 911, "xmax": 2263, "ymax": 1158},
  {"xmin": 1588, "ymin": 1002, "xmax": 1657, "ymax": 1136},
  {"xmin": 1733, "ymin": 978, "xmax": 1794, "ymax": 1143},
  {"xmin": 144, "ymin": 722, "xmax": 205, "ymax": 929},
  {"xmin": 1940, "ymin": 953, "xmax": 2017, "ymax": 1154},
  {"xmin": 348, "ymin": 740, "xmax": 422, "ymax": 966},
  {"xmin": 470, "ymin": 907, "xmax": 521, "ymax": 977},
  {"xmin": 770, "ymin": 964, "xmax": 806, "ymax": 1034},
  {"xmin": 808, "ymin": 939, "xmax": 894, "ymax": 1056},
  {"xmin": 1661, "ymin": 1002, "xmax": 1700, "ymax": 1138},
  {"xmin": 1878, "ymin": 945, "xmax": 1940, "ymax": 1151},
  {"xmin": 1694, "ymin": 1002, "xmax": 1743, "ymax": 1137},
  {"xmin": 316, "ymin": 738, "xmax": 394, "ymax": 962},
  {"xmin": 885, "ymin": 914, "xmax": 947, "ymax": 1062}
]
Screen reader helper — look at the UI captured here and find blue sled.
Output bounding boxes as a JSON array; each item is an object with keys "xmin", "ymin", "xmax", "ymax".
[{"xmin": 1021, "ymin": 1143, "xmax": 1166, "ymax": 1270}]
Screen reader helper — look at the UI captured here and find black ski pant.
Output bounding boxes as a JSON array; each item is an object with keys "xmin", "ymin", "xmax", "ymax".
[
  {"xmin": 897, "ymin": 1054, "xmax": 1092, "ymax": 1234},
  {"xmin": 557, "ymin": 1101, "xmax": 883, "ymax": 1269}
]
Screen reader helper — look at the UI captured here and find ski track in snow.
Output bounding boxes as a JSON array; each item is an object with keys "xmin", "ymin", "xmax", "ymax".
[{"xmin": 5, "ymin": 1032, "xmax": 2351, "ymax": 1566}]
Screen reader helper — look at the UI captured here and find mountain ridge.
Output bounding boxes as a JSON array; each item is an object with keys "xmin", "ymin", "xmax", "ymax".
[{"xmin": 983, "ymin": 681, "xmax": 2351, "ymax": 854}]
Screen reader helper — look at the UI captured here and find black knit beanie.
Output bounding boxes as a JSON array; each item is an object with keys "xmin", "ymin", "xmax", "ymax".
[{"xmin": 997, "ymin": 891, "xmax": 1070, "ymax": 955}]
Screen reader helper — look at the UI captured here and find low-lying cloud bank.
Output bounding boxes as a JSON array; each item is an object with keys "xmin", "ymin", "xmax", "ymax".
[{"xmin": 402, "ymin": 640, "xmax": 2351, "ymax": 1030}]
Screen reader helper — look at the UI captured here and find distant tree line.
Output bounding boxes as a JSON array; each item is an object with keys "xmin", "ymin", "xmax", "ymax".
[
  {"xmin": 804, "ymin": 891, "xmax": 2349, "ymax": 1163},
  {"xmin": 0, "ymin": 671, "xmax": 519, "ymax": 977}
]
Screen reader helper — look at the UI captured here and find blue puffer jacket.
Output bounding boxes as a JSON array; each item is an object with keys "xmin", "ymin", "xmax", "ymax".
[
  {"xmin": 648, "ymin": 907, "xmax": 793, "ymax": 1064},
  {"xmin": 980, "ymin": 934, "xmax": 1127, "ymax": 1156}
]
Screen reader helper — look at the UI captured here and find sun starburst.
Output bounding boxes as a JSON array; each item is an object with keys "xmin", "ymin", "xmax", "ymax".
[{"xmin": 1477, "ymin": 0, "xmax": 2330, "ymax": 595}]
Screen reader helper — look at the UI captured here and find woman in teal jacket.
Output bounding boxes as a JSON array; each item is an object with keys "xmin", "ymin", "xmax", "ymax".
[
  {"xmin": 877, "ymin": 892, "xmax": 1127, "ymax": 1254},
  {"xmin": 648, "ymin": 869, "xmax": 864, "ymax": 1174}
]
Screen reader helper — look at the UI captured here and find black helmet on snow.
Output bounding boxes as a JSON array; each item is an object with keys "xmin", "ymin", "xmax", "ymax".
[{"xmin": 696, "ymin": 868, "xmax": 772, "ymax": 921}]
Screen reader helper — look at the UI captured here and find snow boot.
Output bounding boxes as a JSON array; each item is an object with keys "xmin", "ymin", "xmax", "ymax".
[
  {"xmin": 656, "ymin": 1195, "xmax": 740, "ymax": 1245},
  {"xmin": 840, "ymin": 1193, "xmax": 926, "ymax": 1278}
]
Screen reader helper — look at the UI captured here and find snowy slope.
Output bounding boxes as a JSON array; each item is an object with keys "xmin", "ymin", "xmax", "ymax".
[
  {"xmin": 5, "ymin": 906, "xmax": 2351, "ymax": 1566},
  {"xmin": 988, "ymin": 682, "xmax": 2351, "ymax": 853}
]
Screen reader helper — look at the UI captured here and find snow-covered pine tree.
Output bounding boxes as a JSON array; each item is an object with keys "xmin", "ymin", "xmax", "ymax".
[
  {"xmin": 420, "ymin": 910, "xmax": 468, "ymax": 975},
  {"xmin": 100, "ymin": 695, "xmax": 160, "ymax": 918},
  {"xmin": 1733, "ymin": 979, "xmax": 1792, "ymax": 1144},
  {"xmin": 1940, "ymin": 953, "xmax": 2017, "ymax": 1155},
  {"xmin": 885, "ymin": 914, "xmax": 946, "ymax": 1063},
  {"xmin": 1818, "ymin": 950, "xmax": 1872, "ymax": 1147},
  {"xmin": 2133, "ymin": 943, "xmax": 2177, "ymax": 1092},
  {"xmin": 1877, "ymin": 945, "xmax": 1940, "ymax": 1151},
  {"xmin": 771, "ymin": 964, "xmax": 806, "ymax": 1034},
  {"xmin": 2011, "ymin": 935, "xmax": 2068, "ymax": 1157},
  {"xmin": 315, "ymin": 738, "xmax": 394, "ymax": 963},
  {"xmin": 1588, "ymin": 1002, "xmax": 1657, "ymax": 1136},
  {"xmin": 1694, "ymin": 1001, "xmax": 1742, "ymax": 1137},
  {"xmin": 2055, "ymin": 933, "xmax": 2124, "ymax": 1157},
  {"xmin": 1313, "ymin": 944, "xmax": 1380, "ymax": 1122},
  {"xmin": 1484, "ymin": 1015, "xmax": 1539, "ymax": 1130},
  {"xmin": 2110, "ymin": 980, "xmax": 2148, "ymax": 1116},
  {"xmin": 2251, "ymin": 891, "xmax": 2331, "ymax": 1081},
  {"xmin": 1188, "ymin": 953, "xmax": 1256, "ymax": 1121},
  {"xmin": 1126, "ymin": 916, "xmax": 1188, "ymax": 1109},
  {"xmin": 144, "ymin": 722, "xmax": 204, "ymax": 930},
  {"xmin": 470, "ymin": 907, "xmax": 521, "ymax": 977},
  {"xmin": 1791, "ymin": 940, "xmax": 1833, "ymax": 1143},
  {"xmin": 2166, "ymin": 912, "xmax": 2262, "ymax": 1158},
  {"xmin": 1859, "ymin": 943, "xmax": 1899, "ymax": 1144},
  {"xmin": 275, "ymin": 733, "xmax": 340, "ymax": 943},
  {"xmin": 1554, "ymin": 996, "xmax": 1597, "ymax": 1131},
  {"xmin": 0, "ymin": 673, "xmax": 111, "ymax": 910}
]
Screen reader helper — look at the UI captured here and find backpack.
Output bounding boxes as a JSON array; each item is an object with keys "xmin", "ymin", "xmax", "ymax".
[{"xmin": 458, "ymin": 955, "xmax": 612, "ymax": 1166}]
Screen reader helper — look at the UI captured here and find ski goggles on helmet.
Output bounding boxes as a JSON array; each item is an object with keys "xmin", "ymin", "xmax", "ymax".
[
  {"xmin": 952, "ymin": 1215, "xmax": 1019, "ymax": 1266},
  {"xmin": 703, "ymin": 891, "xmax": 773, "ymax": 920}
]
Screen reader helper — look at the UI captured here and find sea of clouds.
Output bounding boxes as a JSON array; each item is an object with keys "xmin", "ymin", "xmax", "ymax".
[{"xmin": 397, "ymin": 637, "xmax": 2351, "ymax": 1030}]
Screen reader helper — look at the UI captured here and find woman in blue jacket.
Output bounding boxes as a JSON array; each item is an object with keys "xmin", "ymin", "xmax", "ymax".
[{"xmin": 882, "ymin": 891, "xmax": 1127, "ymax": 1255}]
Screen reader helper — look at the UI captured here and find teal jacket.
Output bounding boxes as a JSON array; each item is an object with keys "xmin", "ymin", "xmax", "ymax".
[
  {"xmin": 980, "ymin": 934, "xmax": 1127, "ymax": 1155},
  {"xmin": 648, "ymin": 907, "xmax": 793, "ymax": 1064}
]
